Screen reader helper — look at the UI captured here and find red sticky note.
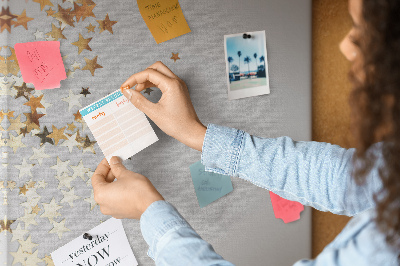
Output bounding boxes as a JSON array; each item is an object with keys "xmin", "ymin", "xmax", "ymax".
[
  {"xmin": 269, "ymin": 191, "xmax": 304, "ymax": 223},
  {"xmin": 14, "ymin": 41, "xmax": 66, "ymax": 90}
]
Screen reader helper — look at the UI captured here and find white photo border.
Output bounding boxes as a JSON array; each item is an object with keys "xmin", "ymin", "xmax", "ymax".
[{"xmin": 224, "ymin": 30, "xmax": 270, "ymax": 100}]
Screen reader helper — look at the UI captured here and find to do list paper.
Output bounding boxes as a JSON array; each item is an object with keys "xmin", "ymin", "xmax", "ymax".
[{"xmin": 80, "ymin": 89, "xmax": 158, "ymax": 162}]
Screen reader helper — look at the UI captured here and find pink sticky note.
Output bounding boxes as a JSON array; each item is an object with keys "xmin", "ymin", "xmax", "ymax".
[
  {"xmin": 14, "ymin": 41, "xmax": 66, "ymax": 90},
  {"xmin": 269, "ymin": 191, "xmax": 304, "ymax": 223}
]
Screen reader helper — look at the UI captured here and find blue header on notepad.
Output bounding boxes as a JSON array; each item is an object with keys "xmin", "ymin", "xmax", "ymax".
[{"xmin": 80, "ymin": 91, "xmax": 123, "ymax": 116}]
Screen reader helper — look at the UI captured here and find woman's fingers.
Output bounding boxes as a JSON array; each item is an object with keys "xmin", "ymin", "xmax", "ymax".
[
  {"xmin": 92, "ymin": 159, "xmax": 110, "ymax": 189},
  {"xmin": 147, "ymin": 61, "xmax": 177, "ymax": 79},
  {"xmin": 120, "ymin": 68, "xmax": 174, "ymax": 93},
  {"xmin": 136, "ymin": 81, "xmax": 156, "ymax": 92}
]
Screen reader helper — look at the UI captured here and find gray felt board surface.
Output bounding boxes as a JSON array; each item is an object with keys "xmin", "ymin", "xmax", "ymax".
[{"xmin": 3, "ymin": 0, "xmax": 311, "ymax": 265}]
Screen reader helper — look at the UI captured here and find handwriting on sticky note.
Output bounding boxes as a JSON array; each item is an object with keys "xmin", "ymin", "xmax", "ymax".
[
  {"xmin": 137, "ymin": 0, "xmax": 191, "ymax": 44},
  {"xmin": 189, "ymin": 160, "xmax": 233, "ymax": 208},
  {"xmin": 80, "ymin": 89, "xmax": 158, "ymax": 162},
  {"xmin": 269, "ymin": 191, "xmax": 304, "ymax": 223},
  {"xmin": 51, "ymin": 218, "xmax": 138, "ymax": 266},
  {"xmin": 14, "ymin": 41, "xmax": 66, "ymax": 90}
]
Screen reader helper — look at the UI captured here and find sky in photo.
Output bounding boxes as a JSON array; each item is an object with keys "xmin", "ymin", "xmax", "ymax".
[{"xmin": 226, "ymin": 32, "xmax": 266, "ymax": 73}]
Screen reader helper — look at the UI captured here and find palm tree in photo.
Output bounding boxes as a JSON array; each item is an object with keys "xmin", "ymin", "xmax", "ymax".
[
  {"xmin": 237, "ymin": 51, "xmax": 242, "ymax": 78},
  {"xmin": 244, "ymin": 56, "xmax": 251, "ymax": 78},
  {"xmin": 260, "ymin": 55, "xmax": 266, "ymax": 73},
  {"xmin": 227, "ymin": 56, "xmax": 234, "ymax": 73},
  {"xmin": 253, "ymin": 53, "xmax": 258, "ymax": 75}
]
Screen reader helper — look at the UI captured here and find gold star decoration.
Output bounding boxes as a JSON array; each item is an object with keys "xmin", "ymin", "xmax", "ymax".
[
  {"xmin": 71, "ymin": 61, "xmax": 81, "ymax": 70},
  {"xmin": 73, "ymin": 110, "xmax": 83, "ymax": 122},
  {"xmin": 33, "ymin": 0, "xmax": 54, "ymax": 11},
  {"xmin": 0, "ymin": 109, "xmax": 14, "ymax": 121},
  {"xmin": 47, "ymin": 125, "xmax": 68, "ymax": 145},
  {"xmin": 23, "ymin": 95, "xmax": 44, "ymax": 113},
  {"xmin": 86, "ymin": 23, "xmax": 95, "ymax": 33},
  {"xmin": 75, "ymin": 129, "xmax": 85, "ymax": 144},
  {"xmin": 19, "ymin": 184, "xmax": 28, "ymax": 195},
  {"xmin": 12, "ymin": 9, "xmax": 34, "ymax": 30},
  {"xmin": 67, "ymin": 122, "xmax": 76, "ymax": 131},
  {"xmin": 80, "ymin": 87, "xmax": 90, "ymax": 97},
  {"xmin": 66, "ymin": 69, "xmax": 75, "ymax": 78},
  {"xmin": 82, "ymin": 56, "xmax": 103, "ymax": 76},
  {"xmin": 72, "ymin": 33, "xmax": 92, "ymax": 54},
  {"xmin": 20, "ymin": 126, "xmax": 29, "ymax": 137},
  {"xmin": 171, "ymin": 52, "xmax": 180, "ymax": 62},
  {"xmin": 10, "ymin": 246, "xmax": 27, "ymax": 265},
  {"xmin": 82, "ymin": 135, "xmax": 96, "ymax": 153},
  {"xmin": 0, "ymin": 216, "xmax": 15, "ymax": 234},
  {"xmin": 0, "ymin": 47, "xmax": 20, "ymax": 76},
  {"xmin": 0, "ymin": 181, "xmax": 4, "ymax": 189},
  {"xmin": 36, "ymin": 126, "xmax": 54, "ymax": 145},
  {"xmin": 72, "ymin": 2, "xmax": 95, "ymax": 22},
  {"xmin": 24, "ymin": 110, "xmax": 45, "ymax": 132},
  {"xmin": 7, "ymin": 114, "xmax": 25, "ymax": 133},
  {"xmin": 5, "ymin": 134, "xmax": 27, "ymax": 153},
  {"xmin": 96, "ymin": 13, "xmax": 117, "ymax": 34},
  {"xmin": 52, "ymin": 5, "xmax": 74, "ymax": 28},
  {"xmin": 0, "ymin": 7, "xmax": 17, "ymax": 33},
  {"xmin": 27, "ymin": 180, "xmax": 36, "ymax": 188},
  {"xmin": 46, "ymin": 23, "xmax": 66, "ymax": 41},
  {"xmin": 31, "ymin": 204, "xmax": 41, "ymax": 215},
  {"xmin": 49, "ymin": 218, "xmax": 70, "ymax": 239},
  {"xmin": 43, "ymin": 255, "xmax": 55, "ymax": 266},
  {"xmin": 7, "ymin": 181, "xmax": 16, "ymax": 190},
  {"xmin": 144, "ymin": 88, "xmax": 153, "ymax": 95},
  {"xmin": 18, "ymin": 235, "xmax": 38, "ymax": 253},
  {"xmin": 14, "ymin": 82, "xmax": 34, "ymax": 100},
  {"xmin": 45, "ymin": 7, "xmax": 55, "ymax": 16}
]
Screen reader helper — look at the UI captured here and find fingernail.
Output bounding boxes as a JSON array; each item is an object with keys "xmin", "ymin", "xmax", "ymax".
[
  {"xmin": 110, "ymin": 156, "xmax": 122, "ymax": 165},
  {"xmin": 125, "ymin": 89, "xmax": 133, "ymax": 100},
  {"xmin": 120, "ymin": 85, "xmax": 130, "ymax": 92}
]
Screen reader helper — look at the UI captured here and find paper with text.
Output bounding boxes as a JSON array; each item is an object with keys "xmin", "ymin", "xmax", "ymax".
[
  {"xmin": 189, "ymin": 160, "xmax": 233, "ymax": 208},
  {"xmin": 14, "ymin": 41, "xmax": 66, "ymax": 90},
  {"xmin": 80, "ymin": 89, "xmax": 158, "ymax": 162},
  {"xmin": 51, "ymin": 218, "xmax": 138, "ymax": 266},
  {"xmin": 137, "ymin": 0, "xmax": 191, "ymax": 44},
  {"xmin": 269, "ymin": 191, "xmax": 304, "ymax": 223}
]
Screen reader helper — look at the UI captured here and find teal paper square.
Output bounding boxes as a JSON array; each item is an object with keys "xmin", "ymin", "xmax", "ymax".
[{"xmin": 189, "ymin": 160, "xmax": 233, "ymax": 208}]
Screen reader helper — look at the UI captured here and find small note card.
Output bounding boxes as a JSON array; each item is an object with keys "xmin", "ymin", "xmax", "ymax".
[
  {"xmin": 14, "ymin": 41, "xmax": 66, "ymax": 90},
  {"xmin": 51, "ymin": 218, "xmax": 138, "ymax": 266},
  {"xmin": 137, "ymin": 0, "xmax": 191, "ymax": 44},
  {"xmin": 189, "ymin": 160, "xmax": 233, "ymax": 208},
  {"xmin": 269, "ymin": 191, "xmax": 304, "ymax": 223},
  {"xmin": 80, "ymin": 89, "xmax": 158, "ymax": 162}
]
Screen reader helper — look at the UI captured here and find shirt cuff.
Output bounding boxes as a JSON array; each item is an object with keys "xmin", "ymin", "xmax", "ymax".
[
  {"xmin": 201, "ymin": 124, "xmax": 245, "ymax": 176},
  {"xmin": 140, "ymin": 200, "xmax": 191, "ymax": 260}
]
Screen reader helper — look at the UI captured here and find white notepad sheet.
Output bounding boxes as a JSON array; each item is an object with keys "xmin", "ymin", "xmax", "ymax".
[{"xmin": 80, "ymin": 89, "xmax": 158, "ymax": 162}]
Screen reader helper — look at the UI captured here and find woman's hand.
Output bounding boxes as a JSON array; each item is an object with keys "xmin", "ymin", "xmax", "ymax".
[
  {"xmin": 92, "ymin": 157, "xmax": 164, "ymax": 219},
  {"xmin": 120, "ymin": 61, "xmax": 206, "ymax": 152}
]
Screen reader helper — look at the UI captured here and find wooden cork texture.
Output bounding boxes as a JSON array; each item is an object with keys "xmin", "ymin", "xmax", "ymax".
[{"xmin": 312, "ymin": 0, "xmax": 353, "ymax": 258}]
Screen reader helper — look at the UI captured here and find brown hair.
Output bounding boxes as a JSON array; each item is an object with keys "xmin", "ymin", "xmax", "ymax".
[{"xmin": 350, "ymin": 0, "xmax": 400, "ymax": 255}]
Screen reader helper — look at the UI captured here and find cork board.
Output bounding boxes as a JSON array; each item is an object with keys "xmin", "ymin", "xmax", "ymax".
[{"xmin": 312, "ymin": 0, "xmax": 353, "ymax": 258}]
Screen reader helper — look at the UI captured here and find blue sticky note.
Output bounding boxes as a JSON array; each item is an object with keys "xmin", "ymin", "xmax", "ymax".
[{"xmin": 189, "ymin": 160, "xmax": 233, "ymax": 208}]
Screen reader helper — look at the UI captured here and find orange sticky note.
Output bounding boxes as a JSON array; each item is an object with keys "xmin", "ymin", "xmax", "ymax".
[
  {"xmin": 137, "ymin": 0, "xmax": 191, "ymax": 44},
  {"xmin": 14, "ymin": 41, "xmax": 66, "ymax": 90},
  {"xmin": 269, "ymin": 191, "xmax": 304, "ymax": 223}
]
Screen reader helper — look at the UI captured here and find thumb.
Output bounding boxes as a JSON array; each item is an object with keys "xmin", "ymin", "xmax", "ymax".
[
  {"xmin": 109, "ymin": 156, "xmax": 128, "ymax": 179},
  {"xmin": 122, "ymin": 89, "xmax": 155, "ymax": 115}
]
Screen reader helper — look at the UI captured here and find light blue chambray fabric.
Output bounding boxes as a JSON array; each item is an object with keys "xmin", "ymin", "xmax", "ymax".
[{"xmin": 139, "ymin": 124, "xmax": 399, "ymax": 265}]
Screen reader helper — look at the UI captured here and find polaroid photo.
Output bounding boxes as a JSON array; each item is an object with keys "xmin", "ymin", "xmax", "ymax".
[{"xmin": 224, "ymin": 30, "xmax": 270, "ymax": 100}]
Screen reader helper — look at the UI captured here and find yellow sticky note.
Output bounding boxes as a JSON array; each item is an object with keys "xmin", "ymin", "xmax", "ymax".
[{"xmin": 137, "ymin": 0, "xmax": 191, "ymax": 44}]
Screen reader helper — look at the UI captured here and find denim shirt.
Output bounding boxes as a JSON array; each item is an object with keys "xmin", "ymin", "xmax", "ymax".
[{"xmin": 140, "ymin": 124, "xmax": 399, "ymax": 265}]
